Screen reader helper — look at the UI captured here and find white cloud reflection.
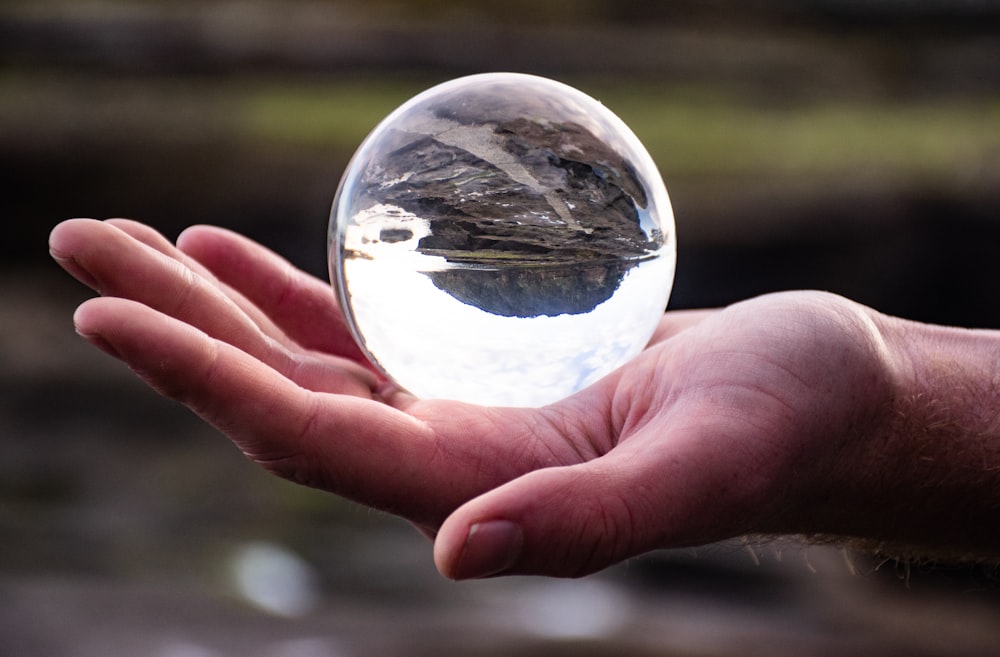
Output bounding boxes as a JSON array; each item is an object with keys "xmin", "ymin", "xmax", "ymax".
[{"xmin": 341, "ymin": 205, "xmax": 675, "ymax": 407}]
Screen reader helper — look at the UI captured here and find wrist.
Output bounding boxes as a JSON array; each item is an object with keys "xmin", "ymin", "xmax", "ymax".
[{"xmin": 823, "ymin": 311, "xmax": 1000, "ymax": 559}]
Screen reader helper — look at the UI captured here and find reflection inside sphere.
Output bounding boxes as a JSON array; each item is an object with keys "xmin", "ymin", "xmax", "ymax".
[{"xmin": 331, "ymin": 73, "xmax": 676, "ymax": 407}]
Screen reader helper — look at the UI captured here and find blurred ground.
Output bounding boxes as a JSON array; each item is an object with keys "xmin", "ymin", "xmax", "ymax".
[{"xmin": 2, "ymin": 1, "xmax": 1000, "ymax": 655}]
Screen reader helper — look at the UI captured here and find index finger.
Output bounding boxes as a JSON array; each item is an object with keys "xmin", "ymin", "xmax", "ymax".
[
  {"xmin": 72, "ymin": 295, "xmax": 488, "ymax": 525},
  {"xmin": 177, "ymin": 225, "xmax": 366, "ymax": 362}
]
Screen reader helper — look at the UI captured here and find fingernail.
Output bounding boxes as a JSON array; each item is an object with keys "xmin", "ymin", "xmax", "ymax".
[
  {"xmin": 75, "ymin": 328, "xmax": 123, "ymax": 359},
  {"xmin": 453, "ymin": 520, "xmax": 523, "ymax": 580},
  {"xmin": 50, "ymin": 251, "xmax": 101, "ymax": 292}
]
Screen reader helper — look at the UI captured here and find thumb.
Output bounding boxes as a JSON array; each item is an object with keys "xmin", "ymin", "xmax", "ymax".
[{"xmin": 433, "ymin": 455, "xmax": 672, "ymax": 580}]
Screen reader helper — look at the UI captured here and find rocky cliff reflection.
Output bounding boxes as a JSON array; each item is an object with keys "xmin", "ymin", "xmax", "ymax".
[
  {"xmin": 424, "ymin": 260, "xmax": 638, "ymax": 318},
  {"xmin": 350, "ymin": 85, "xmax": 664, "ymax": 317}
]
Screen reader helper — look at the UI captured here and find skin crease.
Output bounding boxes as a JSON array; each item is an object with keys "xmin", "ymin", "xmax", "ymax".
[{"xmin": 49, "ymin": 218, "xmax": 1000, "ymax": 579}]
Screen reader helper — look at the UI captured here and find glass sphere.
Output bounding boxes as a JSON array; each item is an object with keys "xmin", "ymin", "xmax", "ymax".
[{"xmin": 330, "ymin": 73, "xmax": 675, "ymax": 407}]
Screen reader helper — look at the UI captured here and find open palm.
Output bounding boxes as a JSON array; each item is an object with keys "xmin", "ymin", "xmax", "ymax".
[{"xmin": 50, "ymin": 218, "xmax": 895, "ymax": 578}]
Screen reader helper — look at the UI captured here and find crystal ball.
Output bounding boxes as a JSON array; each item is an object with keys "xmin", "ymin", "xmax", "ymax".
[{"xmin": 330, "ymin": 73, "xmax": 676, "ymax": 407}]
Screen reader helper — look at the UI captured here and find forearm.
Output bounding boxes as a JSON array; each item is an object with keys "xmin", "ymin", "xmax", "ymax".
[{"xmin": 833, "ymin": 313, "xmax": 1000, "ymax": 560}]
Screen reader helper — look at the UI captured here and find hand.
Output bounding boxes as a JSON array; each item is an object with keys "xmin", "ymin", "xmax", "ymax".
[{"xmin": 50, "ymin": 219, "xmax": 989, "ymax": 579}]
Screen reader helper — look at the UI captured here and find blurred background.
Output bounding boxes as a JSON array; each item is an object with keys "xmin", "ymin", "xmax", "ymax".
[{"xmin": 2, "ymin": 1, "xmax": 1000, "ymax": 655}]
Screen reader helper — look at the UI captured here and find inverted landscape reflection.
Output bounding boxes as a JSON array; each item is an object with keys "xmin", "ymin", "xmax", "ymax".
[{"xmin": 331, "ymin": 73, "xmax": 675, "ymax": 406}]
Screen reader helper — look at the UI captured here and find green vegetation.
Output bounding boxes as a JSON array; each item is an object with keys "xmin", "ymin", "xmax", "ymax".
[
  {"xmin": 239, "ymin": 79, "xmax": 432, "ymax": 151},
  {"xmin": 239, "ymin": 78, "xmax": 1000, "ymax": 184},
  {"xmin": 2, "ymin": 70, "xmax": 996, "ymax": 188},
  {"xmin": 609, "ymin": 89, "xmax": 1000, "ymax": 180}
]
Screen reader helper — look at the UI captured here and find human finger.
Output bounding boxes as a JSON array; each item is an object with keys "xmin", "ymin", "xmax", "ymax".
[
  {"xmin": 103, "ymin": 219, "xmax": 378, "ymax": 388},
  {"xmin": 51, "ymin": 218, "xmax": 282, "ymax": 363},
  {"xmin": 70, "ymin": 296, "xmax": 475, "ymax": 521},
  {"xmin": 50, "ymin": 219, "xmax": 376, "ymax": 393},
  {"xmin": 74, "ymin": 298, "xmax": 431, "ymax": 512},
  {"xmin": 177, "ymin": 225, "xmax": 366, "ymax": 362},
  {"xmin": 104, "ymin": 218, "xmax": 293, "ymax": 344},
  {"xmin": 104, "ymin": 218, "xmax": 218, "ymax": 279},
  {"xmin": 433, "ymin": 420, "xmax": 763, "ymax": 579},
  {"xmin": 647, "ymin": 308, "xmax": 717, "ymax": 346}
]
